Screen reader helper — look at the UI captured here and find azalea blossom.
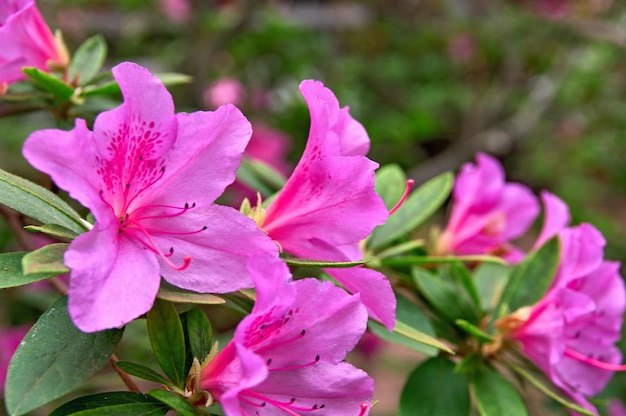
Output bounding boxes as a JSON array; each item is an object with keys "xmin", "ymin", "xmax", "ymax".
[
  {"xmin": 500, "ymin": 192, "xmax": 625, "ymax": 414},
  {"xmin": 23, "ymin": 62, "xmax": 277, "ymax": 332},
  {"xmin": 198, "ymin": 254, "xmax": 374, "ymax": 416},
  {"xmin": 0, "ymin": 326, "xmax": 29, "ymax": 395},
  {"xmin": 0, "ymin": 0, "xmax": 67, "ymax": 86},
  {"xmin": 436, "ymin": 152, "xmax": 539, "ymax": 263},
  {"xmin": 259, "ymin": 80, "xmax": 395, "ymax": 330}
]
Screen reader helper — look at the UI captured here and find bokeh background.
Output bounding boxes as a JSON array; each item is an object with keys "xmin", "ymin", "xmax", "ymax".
[{"xmin": 2, "ymin": 0, "xmax": 626, "ymax": 414}]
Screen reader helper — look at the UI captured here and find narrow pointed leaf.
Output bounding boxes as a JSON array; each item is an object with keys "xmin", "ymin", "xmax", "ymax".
[
  {"xmin": 81, "ymin": 81, "xmax": 120, "ymax": 97},
  {"xmin": 157, "ymin": 284, "xmax": 224, "ymax": 305},
  {"xmin": 69, "ymin": 35, "xmax": 107, "ymax": 85},
  {"xmin": 0, "ymin": 251, "xmax": 59, "ymax": 288},
  {"xmin": 492, "ymin": 237, "xmax": 560, "ymax": 322},
  {"xmin": 5, "ymin": 297, "xmax": 123, "ymax": 416},
  {"xmin": 0, "ymin": 167, "xmax": 87, "ymax": 233},
  {"xmin": 24, "ymin": 224, "xmax": 79, "ymax": 240},
  {"xmin": 399, "ymin": 356, "xmax": 470, "ymax": 416},
  {"xmin": 454, "ymin": 320, "xmax": 494, "ymax": 343},
  {"xmin": 369, "ymin": 171, "xmax": 453, "ymax": 249},
  {"xmin": 185, "ymin": 308, "xmax": 213, "ymax": 362},
  {"xmin": 114, "ymin": 361, "xmax": 172, "ymax": 386},
  {"xmin": 50, "ymin": 392, "xmax": 169, "ymax": 416},
  {"xmin": 22, "ymin": 243, "xmax": 69, "ymax": 275},
  {"xmin": 146, "ymin": 299, "xmax": 187, "ymax": 388},
  {"xmin": 148, "ymin": 389, "xmax": 197, "ymax": 416},
  {"xmin": 381, "ymin": 255, "xmax": 506, "ymax": 266},
  {"xmin": 374, "ymin": 164, "xmax": 407, "ymax": 210},
  {"xmin": 282, "ymin": 257, "xmax": 366, "ymax": 268},
  {"xmin": 242, "ymin": 158, "xmax": 287, "ymax": 191},
  {"xmin": 471, "ymin": 366, "xmax": 528, "ymax": 416},
  {"xmin": 22, "ymin": 67, "xmax": 75, "ymax": 101}
]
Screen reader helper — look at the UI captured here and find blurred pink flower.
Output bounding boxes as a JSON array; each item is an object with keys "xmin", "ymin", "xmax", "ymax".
[
  {"xmin": 447, "ymin": 34, "xmax": 475, "ymax": 64},
  {"xmin": 0, "ymin": 326, "xmax": 29, "ymax": 395},
  {"xmin": 23, "ymin": 62, "xmax": 277, "ymax": 332},
  {"xmin": 261, "ymin": 80, "xmax": 395, "ymax": 330},
  {"xmin": 505, "ymin": 193, "xmax": 626, "ymax": 414},
  {"xmin": 0, "ymin": 0, "xmax": 67, "ymax": 86},
  {"xmin": 204, "ymin": 77, "xmax": 245, "ymax": 109},
  {"xmin": 436, "ymin": 153, "xmax": 540, "ymax": 263},
  {"xmin": 199, "ymin": 254, "xmax": 373, "ymax": 415},
  {"xmin": 609, "ymin": 400, "xmax": 626, "ymax": 416},
  {"xmin": 159, "ymin": 0, "xmax": 190, "ymax": 22}
]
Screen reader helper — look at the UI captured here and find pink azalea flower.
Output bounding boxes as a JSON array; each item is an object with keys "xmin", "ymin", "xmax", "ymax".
[
  {"xmin": 505, "ymin": 192, "xmax": 626, "ymax": 414},
  {"xmin": 436, "ymin": 152, "xmax": 540, "ymax": 263},
  {"xmin": 0, "ymin": 326, "xmax": 29, "ymax": 395},
  {"xmin": 260, "ymin": 80, "xmax": 395, "ymax": 330},
  {"xmin": 199, "ymin": 254, "xmax": 374, "ymax": 415},
  {"xmin": 0, "ymin": 0, "xmax": 67, "ymax": 86},
  {"xmin": 23, "ymin": 62, "xmax": 277, "ymax": 332},
  {"xmin": 159, "ymin": 0, "xmax": 190, "ymax": 22},
  {"xmin": 204, "ymin": 77, "xmax": 245, "ymax": 109}
]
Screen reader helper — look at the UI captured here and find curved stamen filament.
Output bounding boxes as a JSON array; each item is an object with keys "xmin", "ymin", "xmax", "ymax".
[
  {"xmin": 241, "ymin": 390, "xmax": 320, "ymax": 414},
  {"xmin": 128, "ymin": 202, "xmax": 195, "ymax": 221},
  {"xmin": 255, "ymin": 330, "xmax": 306, "ymax": 354},
  {"xmin": 130, "ymin": 224, "xmax": 191, "ymax": 270},
  {"xmin": 141, "ymin": 226, "xmax": 207, "ymax": 236},
  {"xmin": 268, "ymin": 355, "xmax": 320, "ymax": 372},
  {"xmin": 122, "ymin": 165, "xmax": 166, "ymax": 213},
  {"xmin": 565, "ymin": 348, "xmax": 626, "ymax": 371},
  {"xmin": 389, "ymin": 179, "xmax": 414, "ymax": 215}
]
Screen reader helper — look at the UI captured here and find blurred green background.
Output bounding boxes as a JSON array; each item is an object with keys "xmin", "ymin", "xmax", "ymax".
[{"xmin": 2, "ymin": 0, "xmax": 626, "ymax": 414}]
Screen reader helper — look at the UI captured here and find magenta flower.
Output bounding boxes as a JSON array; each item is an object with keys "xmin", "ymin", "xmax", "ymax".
[
  {"xmin": 159, "ymin": 0, "xmax": 190, "ymax": 22},
  {"xmin": 204, "ymin": 77, "xmax": 245, "ymax": 109},
  {"xmin": 199, "ymin": 254, "xmax": 374, "ymax": 416},
  {"xmin": 505, "ymin": 193, "xmax": 626, "ymax": 414},
  {"xmin": 0, "ymin": 0, "xmax": 67, "ymax": 86},
  {"xmin": 0, "ymin": 326, "xmax": 29, "ymax": 395},
  {"xmin": 436, "ymin": 152, "xmax": 539, "ymax": 263},
  {"xmin": 260, "ymin": 80, "xmax": 395, "ymax": 330},
  {"xmin": 23, "ymin": 62, "xmax": 277, "ymax": 332}
]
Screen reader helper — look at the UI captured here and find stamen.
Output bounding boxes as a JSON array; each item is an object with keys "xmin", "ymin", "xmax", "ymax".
[
  {"xmin": 241, "ymin": 390, "xmax": 318, "ymax": 415},
  {"xmin": 128, "ymin": 202, "xmax": 196, "ymax": 221},
  {"xmin": 132, "ymin": 223, "xmax": 192, "ymax": 270},
  {"xmin": 358, "ymin": 402, "xmax": 370, "ymax": 416},
  {"xmin": 565, "ymin": 348, "xmax": 626, "ymax": 371},
  {"xmin": 268, "ymin": 355, "xmax": 320, "ymax": 372},
  {"xmin": 122, "ymin": 165, "xmax": 166, "ymax": 213},
  {"xmin": 389, "ymin": 179, "xmax": 414, "ymax": 215},
  {"xmin": 255, "ymin": 329, "xmax": 307, "ymax": 354}
]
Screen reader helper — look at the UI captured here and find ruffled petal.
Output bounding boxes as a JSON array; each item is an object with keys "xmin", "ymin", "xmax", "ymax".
[
  {"xmin": 535, "ymin": 191, "xmax": 571, "ymax": 249},
  {"xmin": 219, "ymin": 343, "xmax": 269, "ymax": 415}
]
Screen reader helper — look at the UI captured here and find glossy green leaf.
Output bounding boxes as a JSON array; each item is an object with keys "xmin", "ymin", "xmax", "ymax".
[
  {"xmin": 449, "ymin": 263, "xmax": 482, "ymax": 314},
  {"xmin": 22, "ymin": 243, "xmax": 69, "ymax": 275},
  {"xmin": 399, "ymin": 356, "xmax": 470, "ymax": 416},
  {"xmin": 69, "ymin": 35, "xmax": 107, "ymax": 85},
  {"xmin": 242, "ymin": 158, "xmax": 286, "ymax": 191},
  {"xmin": 473, "ymin": 263, "xmax": 510, "ymax": 312},
  {"xmin": 368, "ymin": 171, "xmax": 453, "ymax": 249},
  {"xmin": 471, "ymin": 366, "xmax": 528, "ymax": 416},
  {"xmin": 156, "ymin": 284, "xmax": 225, "ymax": 305},
  {"xmin": 24, "ymin": 223, "xmax": 79, "ymax": 240},
  {"xmin": 80, "ymin": 81, "xmax": 120, "ymax": 97},
  {"xmin": 22, "ymin": 67, "xmax": 75, "ymax": 101},
  {"xmin": 368, "ymin": 294, "xmax": 450, "ymax": 355},
  {"xmin": 148, "ymin": 389, "xmax": 197, "ymax": 416},
  {"xmin": 282, "ymin": 257, "xmax": 366, "ymax": 268},
  {"xmin": 413, "ymin": 267, "xmax": 480, "ymax": 324},
  {"xmin": 147, "ymin": 299, "xmax": 187, "ymax": 388},
  {"xmin": 454, "ymin": 320, "xmax": 494, "ymax": 343},
  {"xmin": 0, "ymin": 167, "xmax": 87, "ymax": 234},
  {"xmin": 0, "ymin": 251, "xmax": 59, "ymax": 288},
  {"xmin": 50, "ymin": 392, "xmax": 169, "ymax": 416},
  {"xmin": 156, "ymin": 72, "xmax": 193, "ymax": 86},
  {"xmin": 380, "ymin": 254, "xmax": 506, "ymax": 266},
  {"xmin": 114, "ymin": 361, "xmax": 172, "ymax": 386},
  {"xmin": 185, "ymin": 308, "xmax": 213, "ymax": 362},
  {"xmin": 5, "ymin": 297, "xmax": 123, "ymax": 416},
  {"xmin": 492, "ymin": 237, "xmax": 560, "ymax": 322},
  {"xmin": 374, "ymin": 164, "xmax": 407, "ymax": 210}
]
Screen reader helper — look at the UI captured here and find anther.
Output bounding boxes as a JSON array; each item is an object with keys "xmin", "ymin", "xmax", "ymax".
[
  {"xmin": 389, "ymin": 179, "xmax": 415, "ymax": 215},
  {"xmin": 300, "ymin": 329, "xmax": 306, "ymax": 336},
  {"xmin": 266, "ymin": 358, "xmax": 272, "ymax": 365}
]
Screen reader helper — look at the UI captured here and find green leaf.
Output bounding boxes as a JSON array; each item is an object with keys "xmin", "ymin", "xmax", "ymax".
[
  {"xmin": 282, "ymin": 257, "xmax": 366, "ymax": 268},
  {"xmin": 22, "ymin": 67, "xmax": 75, "ymax": 101},
  {"xmin": 69, "ymin": 35, "xmax": 107, "ymax": 85},
  {"xmin": 147, "ymin": 299, "xmax": 187, "ymax": 388},
  {"xmin": 449, "ymin": 263, "xmax": 482, "ymax": 314},
  {"xmin": 0, "ymin": 251, "xmax": 60, "ymax": 288},
  {"xmin": 50, "ymin": 392, "xmax": 169, "ymax": 416},
  {"xmin": 235, "ymin": 160, "xmax": 274, "ymax": 197},
  {"xmin": 368, "ymin": 294, "xmax": 451, "ymax": 355},
  {"xmin": 5, "ymin": 297, "xmax": 124, "ymax": 416},
  {"xmin": 374, "ymin": 164, "xmax": 407, "ymax": 210},
  {"xmin": 492, "ymin": 237, "xmax": 560, "ymax": 322},
  {"xmin": 22, "ymin": 243, "xmax": 69, "ymax": 275},
  {"xmin": 473, "ymin": 263, "xmax": 510, "ymax": 312},
  {"xmin": 185, "ymin": 308, "xmax": 213, "ymax": 362},
  {"xmin": 81, "ymin": 81, "xmax": 120, "ymax": 97},
  {"xmin": 157, "ymin": 283, "xmax": 225, "ymax": 305},
  {"xmin": 454, "ymin": 320, "xmax": 494, "ymax": 343},
  {"xmin": 471, "ymin": 366, "xmax": 528, "ymax": 416},
  {"xmin": 24, "ymin": 223, "xmax": 79, "ymax": 240},
  {"xmin": 0, "ymin": 167, "xmax": 87, "ymax": 234},
  {"xmin": 399, "ymin": 356, "xmax": 470, "ymax": 416},
  {"xmin": 380, "ymin": 254, "xmax": 506, "ymax": 266},
  {"xmin": 155, "ymin": 73, "xmax": 193, "ymax": 86},
  {"xmin": 368, "ymin": 171, "xmax": 453, "ymax": 250},
  {"xmin": 506, "ymin": 361, "xmax": 595, "ymax": 416},
  {"xmin": 242, "ymin": 158, "xmax": 286, "ymax": 192},
  {"xmin": 148, "ymin": 390, "xmax": 197, "ymax": 416},
  {"xmin": 114, "ymin": 361, "xmax": 172, "ymax": 386},
  {"xmin": 413, "ymin": 267, "xmax": 480, "ymax": 324}
]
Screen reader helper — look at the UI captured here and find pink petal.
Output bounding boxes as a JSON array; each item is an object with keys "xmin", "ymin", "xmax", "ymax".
[
  {"xmin": 326, "ymin": 267, "xmax": 396, "ymax": 330},
  {"xmin": 153, "ymin": 205, "xmax": 278, "ymax": 294},
  {"xmin": 535, "ymin": 191, "xmax": 571, "ymax": 249},
  {"xmin": 65, "ymin": 223, "xmax": 160, "ymax": 332},
  {"xmin": 219, "ymin": 343, "xmax": 269, "ymax": 415},
  {"xmin": 499, "ymin": 183, "xmax": 540, "ymax": 240}
]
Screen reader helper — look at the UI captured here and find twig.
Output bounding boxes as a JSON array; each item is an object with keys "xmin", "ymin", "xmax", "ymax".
[{"xmin": 109, "ymin": 354, "xmax": 142, "ymax": 393}]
